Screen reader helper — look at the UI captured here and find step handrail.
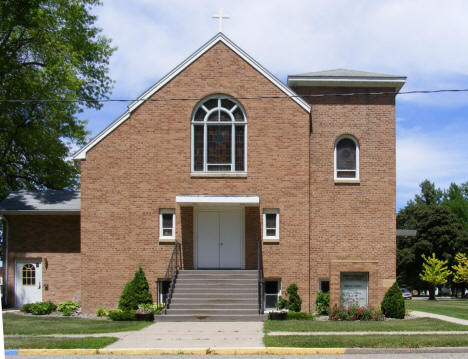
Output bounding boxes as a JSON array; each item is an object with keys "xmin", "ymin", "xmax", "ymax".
[
  {"xmin": 257, "ymin": 236, "xmax": 264, "ymax": 314},
  {"xmin": 163, "ymin": 241, "xmax": 181, "ymax": 315}
]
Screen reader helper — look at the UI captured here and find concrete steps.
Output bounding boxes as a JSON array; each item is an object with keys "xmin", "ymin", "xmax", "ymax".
[{"xmin": 159, "ymin": 269, "xmax": 262, "ymax": 321}]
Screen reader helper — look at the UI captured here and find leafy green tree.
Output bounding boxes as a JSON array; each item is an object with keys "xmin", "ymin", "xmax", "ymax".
[
  {"xmin": 0, "ymin": 0, "xmax": 115, "ymax": 200},
  {"xmin": 442, "ymin": 183, "xmax": 468, "ymax": 230},
  {"xmin": 419, "ymin": 253, "xmax": 452, "ymax": 300},
  {"xmin": 452, "ymin": 253, "xmax": 468, "ymax": 286}
]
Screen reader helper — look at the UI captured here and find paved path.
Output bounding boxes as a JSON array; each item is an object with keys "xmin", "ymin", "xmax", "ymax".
[
  {"xmin": 106, "ymin": 321, "xmax": 265, "ymax": 348},
  {"xmin": 411, "ymin": 310, "xmax": 468, "ymax": 325},
  {"xmin": 268, "ymin": 330, "xmax": 468, "ymax": 336}
]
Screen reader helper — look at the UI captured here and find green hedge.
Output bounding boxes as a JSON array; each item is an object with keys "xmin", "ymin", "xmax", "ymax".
[
  {"xmin": 287, "ymin": 311, "xmax": 314, "ymax": 320},
  {"xmin": 107, "ymin": 309, "xmax": 136, "ymax": 321},
  {"xmin": 21, "ymin": 301, "xmax": 56, "ymax": 315},
  {"xmin": 381, "ymin": 282, "xmax": 405, "ymax": 319}
]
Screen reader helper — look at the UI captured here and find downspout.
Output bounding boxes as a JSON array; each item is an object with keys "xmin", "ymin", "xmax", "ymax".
[
  {"xmin": 308, "ymin": 109, "xmax": 312, "ymax": 312},
  {"xmin": 1, "ymin": 215, "xmax": 8, "ymax": 306}
]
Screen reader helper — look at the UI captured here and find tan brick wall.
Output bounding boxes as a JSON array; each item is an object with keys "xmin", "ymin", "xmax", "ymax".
[
  {"xmin": 291, "ymin": 86, "xmax": 397, "ymax": 310},
  {"xmin": 5, "ymin": 215, "xmax": 81, "ymax": 307},
  {"xmin": 80, "ymin": 42, "xmax": 311, "ymax": 313}
]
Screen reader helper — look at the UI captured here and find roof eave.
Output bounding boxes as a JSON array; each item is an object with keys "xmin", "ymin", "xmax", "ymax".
[
  {"xmin": 72, "ymin": 33, "xmax": 311, "ymax": 161},
  {"xmin": 287, "ymin": 76, "xmax": 407, "ymax": 92}
]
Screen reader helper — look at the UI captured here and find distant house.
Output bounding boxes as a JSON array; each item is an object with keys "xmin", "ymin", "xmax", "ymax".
[{"xmin": 0, "ymin": 33, "xmax": 405, "ymax": 318}]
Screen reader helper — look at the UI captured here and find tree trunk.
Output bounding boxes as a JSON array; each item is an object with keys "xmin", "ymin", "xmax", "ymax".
[{"xmin": 428, "ymin": 287, "xmax": 436, "ymax": 300}]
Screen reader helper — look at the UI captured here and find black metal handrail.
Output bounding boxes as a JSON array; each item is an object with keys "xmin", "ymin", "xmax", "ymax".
[
  {"xmin": 257, "ymin": 236, "xmax": 264, "ymax": 314},
  {"xmin": 163, "ymin": 242, "xmax": 181, "ymax": 314}
]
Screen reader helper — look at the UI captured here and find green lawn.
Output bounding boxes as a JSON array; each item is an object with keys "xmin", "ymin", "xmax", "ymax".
[
  {"xmin": 407, "ymin": 300, "xmax": 468, "ymax": 320},
  {"xmin": 264, "ymin": 334, "xmax": 468, "ymax": 348},
  {"xmin": 4, "ymin": 336, "xmax": 117, "ymax": 349},
  {"xmin": 264, "ymin": 317, "xmax": 468, "ymax": 333},
  {"xmin": 3, "ymin": 313, "xmax": 151, "ymax": 335}
]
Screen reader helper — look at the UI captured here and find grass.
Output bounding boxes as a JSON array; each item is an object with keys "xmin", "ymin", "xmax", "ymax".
[
  {"xmin": 406, "ymin": 300, "xmax": 468, "ymax": 320},
  {"xmin": 264, "ymin": 317, "xmax": 468, "ymax": 333},
  {"xmin": 264, "ymin": 334, "xmax": 468, "ymax": 348},
  {"xmin": 4, "ymin": 336, "xmax": 117, "ymax": 349},
  {"xmin": 3, "ymin": 313, "xmax": 151, "ymax": 335}
]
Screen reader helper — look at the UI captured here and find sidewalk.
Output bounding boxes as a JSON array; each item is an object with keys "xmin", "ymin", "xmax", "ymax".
[
  {"xmin": 268, "ymin": 330, "xmax": 468, "ymax": 336},
  {"xmin": 410, "ymin": 311, "xmax": 468, "ymax": 326}
]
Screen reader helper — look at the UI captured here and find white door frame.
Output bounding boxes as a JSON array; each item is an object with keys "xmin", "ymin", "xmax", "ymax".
[
  {"xmin": 14, "ymin": 258, "xmax": 43, "ymax": 307},
  {"xmin": 193, "ymin": 205, "xmax": 245, "ymax": 269}
]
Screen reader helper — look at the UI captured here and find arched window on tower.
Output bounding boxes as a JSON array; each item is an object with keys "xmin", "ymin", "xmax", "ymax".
[{"xmin": 334, "ymin": 135, "xmax": 359, "ymax": 180}]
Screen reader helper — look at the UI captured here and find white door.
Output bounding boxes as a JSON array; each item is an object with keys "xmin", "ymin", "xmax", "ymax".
[
  {"xmin": 15, "ymin": 259, "xmax": 42, "ymax": 307},
  {"xmin": 196, "ymin": 208, "xmax": 243, "ymax": 269}
]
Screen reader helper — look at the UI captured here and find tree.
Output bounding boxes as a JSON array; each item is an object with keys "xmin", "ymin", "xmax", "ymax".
[
  {"xmin": 381, "ymin": 282, "xmax": 405, "ymax": 319},
  {"xmin": 419, "ymin": 253, "xmax": 452, "ymax": 300},
  {"xmin": 118, "ymin": 266, "xmax": 153, "ymax": 311},
  {"xmin": 0, "ymin": 0, "xmax": 115, "ymax": 200},
  {"xmin": 452, "ymin": 253, "xmax": 468, "ymax": 286}
]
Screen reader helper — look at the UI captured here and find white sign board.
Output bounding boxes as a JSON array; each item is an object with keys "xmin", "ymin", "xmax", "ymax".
[{"xmin": 340, "ymin": 272, "xmax": 368, "ymax": 307}]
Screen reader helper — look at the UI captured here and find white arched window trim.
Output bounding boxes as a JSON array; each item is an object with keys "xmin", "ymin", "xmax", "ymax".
[
  {"xmin": 191, "ymin": 95, "xmax": 247, "ymax": 174},
  {"xmin": 334, "ymin": 135, "xmax": 360, "ymax": 182}
]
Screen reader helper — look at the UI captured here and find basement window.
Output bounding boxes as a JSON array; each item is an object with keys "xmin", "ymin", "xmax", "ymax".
[
  {"xmin": 264, "ymin": 279, "xmax": 281, "ymax": 311},
  {"xmin": 157, "ymin": 280, "xmax": 170, "ymax": 304}
]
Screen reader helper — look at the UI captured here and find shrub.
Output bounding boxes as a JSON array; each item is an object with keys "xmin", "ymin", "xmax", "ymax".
[
  {"xmin": 287, "ymin": 311, "xmax": 314, "ymax": 320},
  {"xmin": 23, "ymin": 301, "xmax": 57, "ymax": 315},
  {"xmin": 277, "ymin": 283, "xmax": 302, "ymax": 312},
  {"xmin": 137, "ymin": 303, "xmax": 164, "ymax": 315},
  {"xmin": 381, "ymin": 282, "xmax": 405, "ymax": 319},
  {"xmin": 315, "ymin": 291, "xmax": 329, "ymax": 315},
  {"xmin": 107, "ymin": 309, "xmax": 136, "ymax": 321},
  {"xmin": 96, "ymin": 306, "xmax": 108, "ymax": 317},
  {"xmin": 57, "ymin": 301, "xmax": 80, "ymax": 316},
  {"xmin": 118, "ymin": 266, "xmax": 153, "ymax": 311},
  {"xmin": 328, "ymin": 304, "xmax": 384, "ymax": 321}
]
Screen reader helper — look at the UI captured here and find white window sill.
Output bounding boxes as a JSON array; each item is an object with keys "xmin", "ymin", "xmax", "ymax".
[
  {"xmin": 159, "ymin": 238, "xmax": 176, "ymax": 243},
  {"xmin": 263, "ymin": 238, "xmax": 279, "ymax": 244},
  {"xmin": 334, "ymin": 178, "xmax": 360, "ymax": 184},
  {"xmin": 191, "ymin": 172, "xmax": 247, "ymax": 178}
]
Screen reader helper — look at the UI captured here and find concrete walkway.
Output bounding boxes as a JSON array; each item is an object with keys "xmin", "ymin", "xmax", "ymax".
[
  {"xmin": 411, "ymin": 311, "xmax": 468, "ymax": 326},
  {"xmin": 106, "ymin": 321, "xmax": 265, "ymax": 348}
]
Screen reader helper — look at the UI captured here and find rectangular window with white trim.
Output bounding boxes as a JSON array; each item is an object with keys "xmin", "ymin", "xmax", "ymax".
[
  {"xmin": 264, "ymin": 279, "xmax": 281, "ymax": 311},
  {"xmin": 159, "ymin": 209, "xmax": 175, "ymax": 240},
  {"xmin": 263, "ymin": 209, "xmax": 279, "ymax": 240}
]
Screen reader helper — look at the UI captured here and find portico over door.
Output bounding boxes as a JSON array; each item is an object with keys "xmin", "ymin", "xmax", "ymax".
[{"xmin": 195, "ymin": 207, "xmax": 244, "ymax": 269}]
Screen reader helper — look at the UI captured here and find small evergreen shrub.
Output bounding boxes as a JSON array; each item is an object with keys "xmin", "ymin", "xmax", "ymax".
[
  {"xmin": 276, "ymin": 284, "xmax": 302, "ymax": 312},
  {"xmin": 57, "ymin": 301, "xmax": 80, "ymax": 316},
  {"xmin": 328, "ymin": 304, "xmax": 384, "ymax": 321},
  {"xmin": 315, "ymin": 291, "xmax": 330, "ymax": 315},
  {"xmin": 287, "ymin": 311, "xmax": 314, "ymax": 320},
  {"xmin": 118, "ymin": 266, "xmax": 153, "ymax": 311},
  {"xmin": 96, "ymin": 306, "xmax": 108, "ymax": 317},
  {"xmin": 108, "ymin": 309, "xmax": 136, "ymax": 321},
  {"xmin": 23, "ymin": 301, "xmax": 57, "ymax": 315},
  {"xmin": 381, "ymin": 282, "xmax": 405, "ymax": 319}
]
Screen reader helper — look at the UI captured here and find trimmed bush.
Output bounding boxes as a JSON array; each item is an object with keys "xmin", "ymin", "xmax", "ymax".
[
  {"xmin": 287, "ymin": 311, "xmax": 314, "ymax": 320},
  {"xmin": 277, "ymin": 284, "xmax": 302, "ymax": 312},
  {"xmin": 107, "ymin": 309, "xmax": 136, "ymax": 321},
  {"xmin": 315, "ymin": 291, "xmax": 329, "ymax": 315},
  {"xmin": 329, "ymin": 304, "xmax": 384, "ymax": 321},
  {"xmin": 22, "ymin": 301, "xmax": 57, "ymax": 315},
  {"xmin": 118, "ymin": 266, "xmax": 153, "ymax": 311},
  {"xmin": 381, "ymin": 282, "xmax": 405, "ymax": 319},
  {"xmin": 57, "ymin": 301, "xmax": 80, "ymax": 316}
]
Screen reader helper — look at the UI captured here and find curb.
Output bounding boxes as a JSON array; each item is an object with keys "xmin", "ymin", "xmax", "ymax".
[{"xmin": 5, "ymin": 347, "xmax": 346, "ymax": 355}]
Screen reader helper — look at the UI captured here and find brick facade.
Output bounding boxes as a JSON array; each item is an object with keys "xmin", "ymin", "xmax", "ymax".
[
  {"xmin": 4, "ymin": 38, "xmax": 397, "ymax": 314},
  {"xmin": 5, "ymin": 215, "xmax": 80, "ymax": 306}
]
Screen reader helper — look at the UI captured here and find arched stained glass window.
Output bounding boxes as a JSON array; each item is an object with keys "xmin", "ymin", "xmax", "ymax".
[
  {"xmin": 22, "ymin": 263, "xmax": 36, "ymax": 286},
  {"xmin": 335, "ymin": 136, "xmax": 359, "ymax": 180},
  {"xmin": 192, "ymin": 95, "xmax": 247, "ymax": 172}
]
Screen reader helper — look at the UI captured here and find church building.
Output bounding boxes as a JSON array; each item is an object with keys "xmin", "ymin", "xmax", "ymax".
[{"xmin": 0, "ymin": 33, "xmax": 405, "ymax": 319}]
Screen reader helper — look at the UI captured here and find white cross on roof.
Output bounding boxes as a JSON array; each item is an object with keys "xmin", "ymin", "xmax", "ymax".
[{"xmin": 212, "ymin": 8, "xmax": 230, "ymax": 33}]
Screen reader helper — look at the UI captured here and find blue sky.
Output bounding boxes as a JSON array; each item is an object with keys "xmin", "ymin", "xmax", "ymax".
[{"xmin": 79, "ymin": 0, "xmax": 468, "ymax": 211}]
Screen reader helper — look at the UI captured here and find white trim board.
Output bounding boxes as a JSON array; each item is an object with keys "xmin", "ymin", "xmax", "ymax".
[
  {"xmin": 176, "ymin": 195, "xmax": 259, "ymax": 205},
  {"xmin": 73, "ymin": 33, "xmax": 311, "ymax": 161}
]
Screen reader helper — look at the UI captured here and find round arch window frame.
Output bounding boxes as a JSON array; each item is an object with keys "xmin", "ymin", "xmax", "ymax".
[
  {"xmin": 334, "ymin": 134, "xmax": 360, "ymax": 181},
  {"xmin": 191, "ymin": 94, "xmax": 247, "ymax": 173}
]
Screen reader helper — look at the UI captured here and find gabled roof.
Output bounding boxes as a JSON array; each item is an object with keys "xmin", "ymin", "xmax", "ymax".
[
  {"xmin": 287, "ymin": 68, "xmax": 406, "ymax": 91},
  {"xmin": 73, "ymin": 33, "xmax": 311, "ymax": 161},
  {"xmin": 0, "ymin": 190, "xmax": 80, "ymax": 214}
]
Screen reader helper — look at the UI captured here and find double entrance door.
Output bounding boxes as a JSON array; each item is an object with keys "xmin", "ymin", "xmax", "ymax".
[{"xmin": 195, "ymin": 207, "xmax": 244, "ymax": 269}]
